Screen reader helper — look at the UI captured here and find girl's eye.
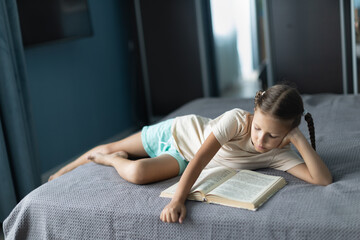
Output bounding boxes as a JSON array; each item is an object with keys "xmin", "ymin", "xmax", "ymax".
[
  {"xmin": 254, "ymin": 126, "xmax": 260, "ymax": 131},
  {"xmin": 269, "ymin": 135, "xmax": 278, "ymax": 139}
]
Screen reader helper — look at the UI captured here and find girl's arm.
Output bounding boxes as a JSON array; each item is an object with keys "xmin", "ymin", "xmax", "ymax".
[
  {"xmin": 48, "ymin": 144, "xmax": 111, "ymax": 181},
  {"xmin": 160, "ymin": 132, "xmax": 222, "ymax": 223},
  {"xmin": 284, "ymin": 128, "xmax": 332, "ymax": 186}
]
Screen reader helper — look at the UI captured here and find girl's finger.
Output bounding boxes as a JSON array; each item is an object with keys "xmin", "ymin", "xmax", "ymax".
[{"xmin": 170, "ymin": 212, "xmax": 178, "ymax": 223}]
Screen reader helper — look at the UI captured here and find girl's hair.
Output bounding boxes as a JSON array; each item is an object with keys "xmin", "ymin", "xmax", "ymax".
[{"xmin": 254, "ymin": 84, "xmax": 316, "ymax": 150}]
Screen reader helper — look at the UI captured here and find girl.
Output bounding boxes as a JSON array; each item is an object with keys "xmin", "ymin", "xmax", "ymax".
[{"xmin": 49, "ymin": 84, "xmax": 332, "ymax": 224}]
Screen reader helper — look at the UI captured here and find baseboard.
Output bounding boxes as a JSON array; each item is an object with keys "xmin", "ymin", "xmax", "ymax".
[{"xmin": 41, "ymin": 126, "xmax": 140, "ymax": 183}]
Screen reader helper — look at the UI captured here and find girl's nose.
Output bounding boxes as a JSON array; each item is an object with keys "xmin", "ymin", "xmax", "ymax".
[{"xmin": 258, "ymin": 133, "xmax": 265, "ymax": 144}]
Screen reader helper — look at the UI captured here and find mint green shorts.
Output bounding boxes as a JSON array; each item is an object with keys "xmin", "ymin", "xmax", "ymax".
[{"xmin": 141, "ymin": 119, "xmax": 188, "ymax": 175}]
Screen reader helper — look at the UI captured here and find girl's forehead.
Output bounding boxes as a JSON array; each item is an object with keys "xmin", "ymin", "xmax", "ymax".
[{"xmin": 253, "ymin": 110, "xmax": 292, "ymax": 132}]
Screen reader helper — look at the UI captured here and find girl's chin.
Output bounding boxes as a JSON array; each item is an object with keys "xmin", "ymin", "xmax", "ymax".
[
  {"xmin": 251, "ymin": 140, "xmax": 269, "ymax": 153},
  {"xmin": 255, "ymin": 145, "xmax": 268, "ymax": 153}
]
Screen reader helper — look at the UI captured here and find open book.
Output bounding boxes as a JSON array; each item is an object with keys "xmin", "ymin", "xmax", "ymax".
[{"xmin": 160, "ymin": 166, "xmax": 286, "ymax": 211}]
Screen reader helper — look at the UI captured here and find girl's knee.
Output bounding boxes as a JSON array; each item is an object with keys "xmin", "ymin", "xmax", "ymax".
[{"xmin": 126, "ymin": 161, "xmax": 149, "ymax": 185}]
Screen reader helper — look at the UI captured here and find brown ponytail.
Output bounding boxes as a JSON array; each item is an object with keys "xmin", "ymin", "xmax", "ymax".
[{"xmin": 304, "ymin": 112, "xmax": 316, "ymax": 151}]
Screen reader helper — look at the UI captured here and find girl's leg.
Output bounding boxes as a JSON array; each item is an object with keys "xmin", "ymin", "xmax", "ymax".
[
  {"xmin": 91, "ymin": 127, "xmax": 180, "ymax": 184},
  {"xmin": 90, "ymin": 153, "xmax": 180, "ymax": 184},
  {"xmin": 105, "ymin": 131, "xmax": 148, "ymax": 159},
  {"xmin": 49, "ymin": 131, "xmax": 151, "ymax": 182}
]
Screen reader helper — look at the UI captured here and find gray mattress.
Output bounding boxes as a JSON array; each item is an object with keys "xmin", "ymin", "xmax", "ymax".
[{"xmin": 4, "ymin": 94, "xmax": 360, "ymax": 239}]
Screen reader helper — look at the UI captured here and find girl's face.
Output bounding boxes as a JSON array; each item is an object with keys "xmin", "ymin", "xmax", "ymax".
[{"xmin": 251, "ymin": 109, "xmax": 292, "ymax": 153}]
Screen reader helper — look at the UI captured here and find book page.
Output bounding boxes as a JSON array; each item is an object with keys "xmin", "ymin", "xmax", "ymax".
[
  {"xmin": 160, "ymin": 166, "xmax": 236, "ymax": 198},
  {"xmin": 190, "ymin": 166, "xmax": 236, "ymax": 194},
  {"xmin": 208, "ymin": 170, "xmax": 282, "ymax": 203}
]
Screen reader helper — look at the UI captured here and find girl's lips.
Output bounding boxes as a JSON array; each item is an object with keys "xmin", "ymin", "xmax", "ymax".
[
  {"xmin": 252, "ymin": 140, "xmax": 266, "ymax": 151},
  {"xmin": 256, "ymin": 144, "xmax": 266, "ymax": 151}
]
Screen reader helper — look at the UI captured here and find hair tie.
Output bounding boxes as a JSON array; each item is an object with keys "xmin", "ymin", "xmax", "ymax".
[
  {"xmin": 261, "ymin": 91, "xmax": 265, "ymax": 96},
  {"xmin": 303, "ymin": 109, "xmax": 308, "ymax": 116}
]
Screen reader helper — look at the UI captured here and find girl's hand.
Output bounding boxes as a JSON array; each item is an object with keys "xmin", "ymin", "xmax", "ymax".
[
  {"xmin": 160, "ymin": 200, "xmax": 187, "ymax": 223},
  {"xmin": 278, "ymin": 127, "xmax": 302, "ymax": 149}
]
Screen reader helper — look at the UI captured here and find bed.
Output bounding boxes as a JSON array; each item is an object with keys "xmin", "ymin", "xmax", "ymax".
[{"xmin": 3, "ymin": 94, "xmax": 360, "ymax": 239}]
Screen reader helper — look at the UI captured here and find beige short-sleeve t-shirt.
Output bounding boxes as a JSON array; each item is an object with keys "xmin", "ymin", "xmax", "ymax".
[{"xmin": 171, "ymin": 109, "xmax": 304, "ymax": 171}]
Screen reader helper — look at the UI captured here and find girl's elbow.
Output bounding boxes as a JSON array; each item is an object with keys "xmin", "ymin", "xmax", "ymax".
[
  {"xmin": 315, "ymin": 176, "xmax": 333, "ymax": 186},
  {"xmin": 322, "ymin": 177, "xmax": 333, "ymax": 186}
]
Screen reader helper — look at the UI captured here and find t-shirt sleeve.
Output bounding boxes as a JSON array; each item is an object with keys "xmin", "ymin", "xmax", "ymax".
[
  {"xmin": 269, "ymin": 147, "xmax": 304, "ymax": 171},
  {"xmin": 210, "ymin": 109, "xmax": 247, "ymax": 145}
]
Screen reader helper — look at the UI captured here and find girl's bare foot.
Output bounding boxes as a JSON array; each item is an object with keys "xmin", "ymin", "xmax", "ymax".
[{"xmin": 88, "ymin": 151, "xmax": 128, "ymax": 166}]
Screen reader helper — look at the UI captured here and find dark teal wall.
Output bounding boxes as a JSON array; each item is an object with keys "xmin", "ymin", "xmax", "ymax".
[{"xmin": 24, "ymin": 0, "xmax": 134, "ymax": 173}]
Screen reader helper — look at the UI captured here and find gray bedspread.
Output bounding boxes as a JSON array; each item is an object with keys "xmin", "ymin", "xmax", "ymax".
[{"xmin": 3, "ymin": 94, "xmax": 360, "ymax": 239}]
